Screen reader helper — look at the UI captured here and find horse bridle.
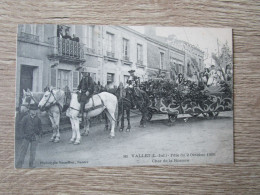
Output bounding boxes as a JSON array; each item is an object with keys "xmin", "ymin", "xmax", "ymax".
[
  {"xmin": 41, "ymin": 89, "xmax": 58, "ymax": 109},
  {"xmin": 21, "ymin": 91, "xmax": 38, "ymax": 108}
]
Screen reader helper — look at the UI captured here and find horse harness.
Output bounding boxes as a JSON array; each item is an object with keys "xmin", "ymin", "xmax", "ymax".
[
  {"xmin": 69, "ymin": 94, "xmax": 105, "ymax": 112},
  {"xmin": 42, "ymin": 89, "xmax": 63, "ymax": 113},
  {"xmin": 21, "ymin": 92, "xmax": 38, "ymax": 108}
]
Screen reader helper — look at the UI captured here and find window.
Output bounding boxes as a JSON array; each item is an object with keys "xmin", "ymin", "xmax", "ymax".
[
  {"xmin": 160, "ymin": 52, "xmax": 164, "ymax": 70},
  {"xmin": 72, "ymin": 71, "xmax": 79, "ymax": 91},
  {"xmin": 18, "ymin": 24, "xmax": 42, "ymax": 42},
  {"xmin": 187, "ymin": 63, "xmax": 192, "ymax": 77},
  {"xmin": 122, "ymin": 38, "xmax": 129, "ymax": 60},
  {"xmin": 107, "ymin": 73, "xmax": 114, "ymax": 84},
  {"xmin": 57, "ymin": 69, "xmax": 70, "ymax": 90},
  {"xmin": 137, "ymin": 44, "xmax": 143, "ymax": 64},
  {"xmin": 176, "ymin": 63, "xmax": 179, "ymax": 74},
  {"xmin": 106, "ymin": 32, "xmax": 114, "ymax": 55},
  {"xmin": 179, "ymin": 65, "xmax": 184, "ymax": 74},
  {"xmin": 50, "ymin": 68, "xmax": 57, "ymax": 87},
  {"xmin": 84, "ymin": 26, "xmax": 93, "ymax": 48}
]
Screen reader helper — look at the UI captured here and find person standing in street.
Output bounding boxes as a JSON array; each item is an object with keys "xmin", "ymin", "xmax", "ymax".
[{"xmin": 16, "ymin": 104, "xmax": 42, "ymax": 168}]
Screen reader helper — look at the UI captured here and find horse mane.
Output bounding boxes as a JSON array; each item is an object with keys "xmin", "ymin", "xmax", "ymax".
[{"xmin": 53, "ymin": 89, "xmax": 66, "ymax": 108}]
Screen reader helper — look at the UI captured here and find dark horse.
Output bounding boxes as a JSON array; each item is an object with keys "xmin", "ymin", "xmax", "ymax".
[{"xmin": 105, "ymin": 84, "xmax": 150, "ymax": 130}]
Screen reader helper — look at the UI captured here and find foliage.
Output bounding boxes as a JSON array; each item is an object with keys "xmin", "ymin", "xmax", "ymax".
[{"xmin": 141, "ymin": 77, "xmax": 232, "ymax": 106}]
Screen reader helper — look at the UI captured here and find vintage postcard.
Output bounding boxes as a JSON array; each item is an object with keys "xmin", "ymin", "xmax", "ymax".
[{"xmin": 15, "ymin": 25, "xmax": 233, "ymax": 168}]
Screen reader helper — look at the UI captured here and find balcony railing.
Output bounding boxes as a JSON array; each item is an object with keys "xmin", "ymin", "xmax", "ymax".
[
  {"xmin": 48, "ymin": 37, "xmax": 85, "ymax": 63},
  {"xmin": 106, "ymin": 51, "xmax": 115, "ymax": 58},
  {"xmin": 18, "ymin": 32, "xmax": 39, "ymax": 43}
]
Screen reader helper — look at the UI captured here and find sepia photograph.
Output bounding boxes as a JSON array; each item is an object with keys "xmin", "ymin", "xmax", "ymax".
[{"xmin": 15, "ymin": 24, "xmax": 233, "ymax": 168}]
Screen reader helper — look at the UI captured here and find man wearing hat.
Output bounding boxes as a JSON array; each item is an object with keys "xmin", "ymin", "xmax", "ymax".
[
  {"xmin": 77, "ymin": 68, "xmax": 95, "ymax": 118},
  {"xmin": 16, "ymin": 104, "xmax": 42, "ymax": 168},
  {"xmin": 126, "ymin": 70, "xmax": 139, "ymax": 109},
  {"xmin": 126, "ymin": 70, "xmax": 139, "ymax": 88}
]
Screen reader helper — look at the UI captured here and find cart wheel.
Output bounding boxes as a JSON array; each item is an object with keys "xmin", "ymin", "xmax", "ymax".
[
  {"xmin": 189, "ymin": 113, "xmax": 200, "ymax": 117},
  {"xmin": 168, "ymin": 114, "xmax": 177, "ymax": 123},
  {"xmin": 203, "ymin": 112, "xmax": 216, "ymax": 118},
  {"xmin": 146, "ymin": 112, "xmax": 153, "ymax": 121},
  {"xmin": 202, "ymin": 112, "xmax": 211, "ymax": 118}
]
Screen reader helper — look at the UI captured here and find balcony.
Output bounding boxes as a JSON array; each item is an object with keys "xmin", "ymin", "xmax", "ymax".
[
  {"xmin": 18, "ymin": 32, "xmax": 39, "ymax": 43},
  {"xmin": 104, "ymin": 51, "xmax": 118, "ymax": 62},
  {"xmin": 48, "ymin": 37, "xmax": 85, "ymax": 64}
]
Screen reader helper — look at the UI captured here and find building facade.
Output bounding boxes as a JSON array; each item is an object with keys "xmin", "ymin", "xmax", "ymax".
[
  {"xmin": 144, "ymin": 31, "xmax": 185, "ymax": 80},
  {"xmin": 167, "ymin": 38, "xmax": 205, "ymax": 79},
  {"xmin": 16, "ymin": 24, "xmax": 204, "ymax": 108},
  {"xmin": 99, "ymin": 26, "xmax": 147, "ymax": 87}
]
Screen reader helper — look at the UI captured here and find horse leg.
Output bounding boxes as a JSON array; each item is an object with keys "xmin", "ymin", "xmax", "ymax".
[
  {"xmin": 139, "ymin": 110, "xmax": 146, "ymax": 128},
  {"xmin": 81, "ymin": 113, "xmax": 89, "ymax": 136},
  {"xmin": 105, "ymin": 110, "xmax": 115, "ymax": 138},
  {"xmin": 74, "ymin": 117, "xmax": 81, "ymax": 145},
  {"xmin": 53, "ymin": 112, "xmax": 61, "ymax": 143},
  {"xmin": 126, "ymin": 108, "xmax": 131, "ymax": 132},
  {"xmin": 119, "ymin": 108, "xmax": 124, "ymax": 132},
  {"xmin": 104, "ymin": 113, "xmax": 109, "ymax": 131},
  {"xmin": 81, "ymin": 113, "xmax": 90, "ymax": 136},
  {"xmin": 49, "ymin": 116, "xmax": 56, "ymax": 142},
  {"xmin": 69, "ymin": 117, "xmax": 76, "ymax": 144}
]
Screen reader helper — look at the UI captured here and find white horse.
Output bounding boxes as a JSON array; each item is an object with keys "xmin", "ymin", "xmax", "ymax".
[
  {"xmin": 38, "ymin": 88, "xmax": 66, "ymax": 143},
  {"xmin": 20, "ymin": 89, "xmax": 44, "ymax": 113},
  {"xmin": 66, "ymin": 92, "xmax": 118, "ymax": 145}
]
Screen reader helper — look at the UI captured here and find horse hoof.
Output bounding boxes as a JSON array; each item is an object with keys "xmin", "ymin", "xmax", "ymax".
[
  {"xmin": 74, "ymin": 141, "xmax": 80, "ymax": 145},
  {"xmin": 49, "ymin": 139, "xmax": 54, "ymax": 142},
  {"xmin": 109, "ymin": 136, "xmax": 115, "ymax": 139},
  {"xmin": 126, "ymin": 128, "xmax": 130, "ymax": 132},
  {"xmin": 69, "ymin": 140, "xmax": 75, "ymax": 144},
  {"xmin": 54, "ymin": 140, "xmax": 60, "ymax": 143},
  {"xmin": 119, "ymin": 128, "xmax": 124, "ymax": 132}
]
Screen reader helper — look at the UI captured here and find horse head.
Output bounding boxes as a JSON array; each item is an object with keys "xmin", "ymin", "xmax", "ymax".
[{"xmin": 38, "ymin": 88, "xmax": 57, "ymax": 111}]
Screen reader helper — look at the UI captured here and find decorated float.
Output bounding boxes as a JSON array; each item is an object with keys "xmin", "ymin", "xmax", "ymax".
[{"xmin": 140, "ymin": 78, "xmax": 233, "ymax": 123}]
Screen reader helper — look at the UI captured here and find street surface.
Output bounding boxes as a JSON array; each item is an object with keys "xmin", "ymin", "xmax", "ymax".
[{"xmin": 15, "ymin": 111, "xmax": 233, "ymax": 168}]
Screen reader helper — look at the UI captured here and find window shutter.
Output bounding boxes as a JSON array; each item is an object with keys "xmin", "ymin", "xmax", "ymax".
[
  {"xmin": 73, "ymin": 71, "xmax": 79, "ymax": 90},
  {"xmin": 51, "ymin": 68, "xmax": 57, "ymax": 87}
]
